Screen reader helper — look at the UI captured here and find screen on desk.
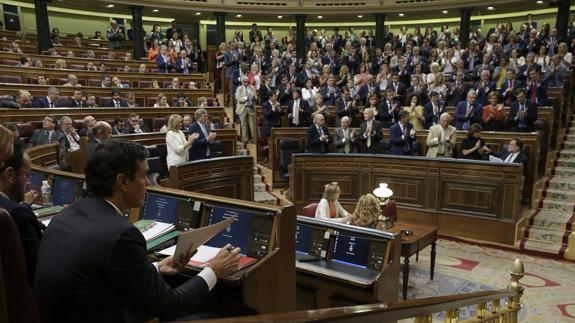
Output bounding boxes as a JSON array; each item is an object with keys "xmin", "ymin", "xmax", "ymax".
[
  {"xmin": 295, "ymin": 224, "xmax": 326, "ymax": 257},
  {"xmin": 205, "ymin": 205, "xmax": 273, "ymax": 259},
  {"xmin": 141, "ymin": 192, "xmax": 200, "ymax": 229},
  {"xmin": 331, "ymin": 231, "xmax": 389, "ymax": 271},
  {"xmin": 27, "ymin": 171, "xmax": 44, "ymax": 193},
  {"xmin": 52, "ymin": 176, "xmax": 83, "ymax": 206}
]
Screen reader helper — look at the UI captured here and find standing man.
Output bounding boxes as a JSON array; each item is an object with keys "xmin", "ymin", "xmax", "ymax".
[
  {"xmin": 166, "ymin": 20, "xmax": 183, "ymax": 41},
  {"xmin": 358, "ymin": 108, "xmax": 383, "ymax": 154},
  {"xmin": 306, "ymin": 114, "xmax": 331, "ymax": 154},
  {"xmin": 507, "ymin": 89, "xmax": 537, "ymax": 132},
  {"xmin": 261, "ymin": 90, "xmax": 284, "ymax": 140},
  {"xmin": 34, "ymin": 140, "xmax": 241, "ymax": 322},
  {"xmin": 423, "ymin": 91, "xmax": 446, "ymax": 129},
  {"xmin": 288, "ymin": 88, "xmax": 311, "ymax": 127},
  {"xmin": 389, "ymin": 110, "xmax": 416, "ymax": 156},
  {"xmin": 426, "ymin": 113, "xmax": 457, "ymax": 158},
  {"xmin": 235, "ymin": 77, "xmax": 257, "ymax": 144},
  {"xmin": 188, "ymin": 108, "xmax": 217, "ymax": 161},
  {"xmin": 156, "ymin": 45, "xmax": 174, "ymax": 74},
  {"xmin": 455, "ymin": 90, "xmax": 482, "ymax": 130},
  {"xmin": 335, "ymin": 116, "xmax": 357, "ymax": 154},
  {"xmin": 335, "ymin": 88, "xmax": 358, "ymax": 127},
  {"xmin": 107, "ymin": 20, "xmax": 124, "ymax": 50}
]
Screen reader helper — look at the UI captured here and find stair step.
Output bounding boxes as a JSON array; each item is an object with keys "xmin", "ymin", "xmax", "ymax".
[
  {"xmin": 548, "ymin": 176, "xmax": 575, "ymax": 190},
  {"xmin": 254, "ymin": 182, "xmax": 267, "ymax": 192},
  {"xmin": 564, "ymin": 141, "xmax": 575, "ymax": 149},
  {"xmin": 540, "ymin": 199, "xmax": 575, "ymax": 213},
  {"xmin": 254, "ymin": 191, "xmax": 278, "ymax": 205},
  {"xmin": 521, "ymin": 238, "xmax": 565, "ymax": 254},
  {"xmin": 559, "ymin": 149, "xmax": 575, "ymax": 158},
  {"xmin": 553, "ymin": 166, "xmax": 575, "ymax": 176},
  {"xmin": 236, "ymin": 149, "xmax": 248, "ymax": 156},
  {"xmin": 530, "ymin": 209, "xmax": 575, "ymax": 231},
  {"xmin": 524, "ymin": 226, "xmax": 569, "ymax": 243},
  {"xmin": 545, "ymin": 188, "xmax": 575, "ymax": 201},
  {"xmin": 254, "ymin": 174, "xmax": 263, "ymax": 183},
  {"xmin": 556, "ymin": 159, "xmax": 575, "ymax": 168}
]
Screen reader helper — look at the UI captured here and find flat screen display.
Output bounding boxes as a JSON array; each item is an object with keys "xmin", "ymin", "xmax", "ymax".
[{"xmin": 51, "ymin": 176, "xmax": 83, "ymax": 206}]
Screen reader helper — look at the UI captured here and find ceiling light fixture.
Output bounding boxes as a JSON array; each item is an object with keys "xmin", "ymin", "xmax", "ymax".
[
  {"xmin": 317, "ymin": 15, "xmax": 323, "ymax": 19},
  {"xmin": 105, "ymin": 4, "xmax": 114, "ymax": 8},
  {"xmin": 195, "ymin": 12, "xmax": 201, "ymax": 15},
  {"xmin": 487, "ymin": 6, "xmax": 495, "ymax": 10},
  {"xmin": 236, "ymin": 14, "xmax": 242, "ymax": 18},
  {"xmin": 398, "ymin": 13, "xmax": 405, "ymax": 17},
  {"xmin": 536, "ymin": 0, "xmax": 543, "ymax": 3},
  {"xmin": 442, "ymin": 10, "xmax": 448, "ymax": 14},
  {"xmin": 357, "ymin": 15, "xmax": 363, "ymax": 18},
  {"xmin": 152, "ymin": 9, "xmax": 159, "ymax": 12},
  {"xmin": 277, "ymin": 15, "xmax": 283, "ymax": 19}
]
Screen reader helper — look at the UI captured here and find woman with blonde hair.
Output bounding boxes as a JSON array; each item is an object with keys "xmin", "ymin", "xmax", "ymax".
[
  {"xmin": 165, "ymin": 114, "xmax": 200, "ymax": 168},
  {"xmin": 349, "ymin": 194, "xmax": 380, "ymax": 228},
  {"xmin": 315, "ymin": 182, "xmax": 352, "ymax": 222},
  {"xmin": 153, "ymin": 94, "xmax": 170, "ymax": 108},
  {"xmin": 54, "ymin": 59, "xmax": 67, "ymax": 70},
  {"xmin": 404, "ymin": 95, "xmax": 425, "ymax": 130}
]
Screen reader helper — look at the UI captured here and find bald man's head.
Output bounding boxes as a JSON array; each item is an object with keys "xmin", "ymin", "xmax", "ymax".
[{"xmin": 92, "ymin": 121, "xmax": 112, "ymax": 141}]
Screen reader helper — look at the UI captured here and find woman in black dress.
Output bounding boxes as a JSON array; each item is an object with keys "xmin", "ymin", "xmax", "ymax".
[{"xmin": 461, "ymin": 123, "xmax": 492, "ymax": 160}]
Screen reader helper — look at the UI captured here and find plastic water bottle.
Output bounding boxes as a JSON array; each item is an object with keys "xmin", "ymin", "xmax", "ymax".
[{"xmin": 41, "ymin": 180, "xmax": 53, "ymax": 207}]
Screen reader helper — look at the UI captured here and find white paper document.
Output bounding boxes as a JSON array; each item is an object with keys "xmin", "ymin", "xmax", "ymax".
[
  {"xmin": 489, "ymin": 155, "xmax": 503, "ymax": 163},
  {"xmin": 142, "ymin": 222, "xmax": 175, "ymax": 242},
  {"xmin": 173, "ymin": 216, "xmax": 236, "ymax": 261},
  {"xmin": 158, "ymin": 245, "xmax": 222, "ymax": 264}
]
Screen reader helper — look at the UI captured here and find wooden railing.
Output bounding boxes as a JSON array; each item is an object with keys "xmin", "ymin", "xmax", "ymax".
[{"xmin": 195, "ymin": 259, "xmax": 526, "ymax": 323}]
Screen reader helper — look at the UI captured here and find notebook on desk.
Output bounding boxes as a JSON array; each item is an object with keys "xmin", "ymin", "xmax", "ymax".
[{"xmin": 158, "ymin": 245, "xmax": 257, "ymax": 271}]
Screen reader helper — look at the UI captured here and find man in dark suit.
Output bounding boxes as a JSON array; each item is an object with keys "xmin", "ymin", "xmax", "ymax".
[
  {"xmin": 405, "ymin": 75, "xmax": 428, "ymax": 106},
  {"xmin": 175, "ymin": 50, "xmax": 193, "ymax": 74},
  {"xmin": 499, "ymin": 69, "xmax": 523, "ymax": 106},
  {"xmin": 297, "ymin": 60, "xmax": 316, "ymax": 88},
  {"xmin": 358, "ymin": 108, "xmax": 383, "ymax": 154},
  {"xmin": 387, "ymin": 74, "xmax": 407, "ymax": 99},
  {"xmin": 258, "ymin": 76, "xmax": 274, "ymax": 105},
  {"xmin": 306, "ymin": 114, "xmax": 332, "ymax": 153},
  {"xmin": 156, "ymin": 45, "xmax": 175, "ymax": 74},
  {"xmin": 491, "ymin": 138, "xmax": 528, "ymax": 166},
  {"xmin": 188, "ymin": 108, "xmax": 217, "ymax": 161},
  {"xmin": 112, "ymin": 117, "xmax": 129, "ymax": 135},
  {"xmin": 86, "ymin": 121, "xmax": 112, "ymax": 161},
  {"xmin": 507, "ymin": 89, "xmax": 537, "ymax": 132},
  {"xmin": 287, "ymin": 88, "xmax": 311, "ymax": 127},
  {"xmin": 34, "ymin": 140, "xmax": 240, "ymax": 323},
  {"xmin": 166, "ymin": 20, "xmax": 183, "ymax": 41},
  {"xmin": 321, "ymin": 76, "xmax": 341, "ymax": 106},
  {"xmin": 28, "ymin": 115, "xmax": 62, "ymax": 147},
  {"xmin": 68, "ymin": 88, "xmax": 87, "ymax": 108},
  {"xmin": 447, "ymin": 71, "xmax": 470, "ymax": 106},
  {"xmin": 335, "ymin": 88, "xmax": 358, "ymax": 127},
  {"xmin": 454, "ymin": 90, "xmax": 482, "ymax": 130},
  {"xmin": 126, "ymin": 113, "xmax": 150, "ymax": 134},
  {"xmin": 423, "ymin": 91, "xmax": 446, "ymax": 129},
  {"xmin": 389, "ymin": 110, "xmax": 416, "ymax": 155},
  {"xmin": 261, "ymin": 90, "xmax": 284, "ymax": 139},
  {"xmin": 526, "ymin": 67, "xmax": 549, "ymax": 106},
  {"xmin": 377, "ymin": 90, "xmax": 400, "ymax": 128},
  {"xmin": 249, "ymin": 23, "xmax": 263, "ymax": 44},
  {"xmin": 33, "ymin": 86, "xmax": 60, "ymax": 108},
  {"xmin": 0, "ymin": 141, "xmax": 43, "ymax": 285},
  {"xmin": 473, "ymin": 70, "xmax": 496, "ymax": 106},
  {"xmin": 105, "ymin": 88, "xmax": 128, "ymax": 108},
  {"xmin": 357, "ymin": 75, "xmax": 379, "ymax": 106}
]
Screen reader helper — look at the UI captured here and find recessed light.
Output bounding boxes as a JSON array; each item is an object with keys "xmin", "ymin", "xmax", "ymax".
[
  {"xmin": 277, "ymin": 15, "xmax": 283, "ymax": 19},
  {"xmin": 105, "ymin": 4, "xmax": 114, "ymax": 8},
  {"xmin": 357, "ymin": 15, "xmax": 363, "ymax": 18},
  {"xmin": 536, "ymin": 0, "xmax": 543, "ymax": 3},
  {"xmin": 152, "ymin": 9, "xmax": 159, "ymax": 12},
  {"xmin": 195, "ymin": 12, "xmax": 201, "ymax": 15},
  {"xmin": 317, "ymin": 15, "xmax": 323, "ymax": 19},
  {"xmin": 236, "ymin": 14, "xmax": 242, "ymax": 18},
  {"xmin": 487, "ymin": 6, "xmax": 495, "ymax": 10},
  {"xmin": 442, "ymin": 10, "xmax": 448, "ymax": 14},
  {"xmin": 398, "ymin": 13, "xmax": 405, "ymax": 17}
]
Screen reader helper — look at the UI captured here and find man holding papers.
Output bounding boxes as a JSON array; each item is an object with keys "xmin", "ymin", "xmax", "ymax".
[
  {"xmin": 35, "ymin": 141, "xmax": 241, "ymax": 323},
  {"xmin": 489, "ymin": 138, "xmax": 528, "ymax": 166}
]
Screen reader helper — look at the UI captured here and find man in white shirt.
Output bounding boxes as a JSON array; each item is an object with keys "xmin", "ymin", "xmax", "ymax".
[
  {"xmin": 491, "ymin": 138, "xmax": 528, "ymax": 166},
  {"xmin": 426, "ymin": 113, "xmax": 457, "ymax": 158},
  {"xmin": 234, "ymin": 77, "xmax": 257, "ymax": 143}
]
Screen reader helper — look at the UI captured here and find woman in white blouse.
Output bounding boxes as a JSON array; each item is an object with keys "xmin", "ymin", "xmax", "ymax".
[
  {"xmin": 315, "ymin": 182, "xmax": 352, "ymax": 222},
  {"xmin": 165, "ymin": 114, "xmax": 200, "ymax": 168}
]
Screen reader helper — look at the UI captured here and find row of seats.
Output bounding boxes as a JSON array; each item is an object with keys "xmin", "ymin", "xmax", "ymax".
[{"xmin": 0, "ymin": 74, "xmax": 202, "ymax": 89}]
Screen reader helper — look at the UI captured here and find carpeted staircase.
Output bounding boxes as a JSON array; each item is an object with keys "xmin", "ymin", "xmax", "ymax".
[
  {"xmin": 521, "ymin": 122, "xmax": 575, "ymax": 257},
  {"xmin": 236, "ymin": 141, "xmax": 278, "ymax": 205}
]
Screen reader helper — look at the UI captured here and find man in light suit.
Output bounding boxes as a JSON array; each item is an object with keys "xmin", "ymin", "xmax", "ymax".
[
  {"xmin": 358, "ymin": 108, "xmax": 383, "ymax": 154},
  {"xmin": 490, "ymin": 138, "xmax": 528, "ymax": 166},
  {"xmin": 426, "ymin": 112, "xmax": 457, "ymax": 158},
  {"xmin": 389, "ymin": 110, "xmax": 416, "ymax": 156},
  {"xmin": 306, "ymin": 114, "xmax": 332, "ymax": 154},
  {"xmin": 188, "ymin": 108, "xmax": 217, "ymax": 161},
  {"xmin": 235, "ymin": 76, "xmax": 257, "ymax": 143},
  {"xmin": 455, "ymin": 90, "xmax": 482, "ymax": 130},
  {"xmin": 28, "ymin": 115, "xmax": 62, "ymax": 147},
  {"xmin": 35, "ymin": 140, "xmax": 241, "ymax": 323},
  {"xmin": 334, "ymin": 116, "xmax": 357, "ymax": 153}
]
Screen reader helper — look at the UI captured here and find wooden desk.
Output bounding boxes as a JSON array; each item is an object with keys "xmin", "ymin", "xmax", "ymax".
[{"xmin": 382, "ymin": 222, "xmax": 438, "ymax": 300}]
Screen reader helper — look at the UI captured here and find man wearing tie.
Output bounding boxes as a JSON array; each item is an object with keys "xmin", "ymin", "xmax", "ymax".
[
  {"xmin": 499, "ymin": 69, "xmax": 522, "ymax": 106},
  {"xmin": 261, "ymin": 90, "xmax": 283, "ymax": 140},
  {"xmin": 335, "ymin": 116, "xmax": 356, "ymax": 154},
  {"xmin": 155, "ymin": 45, "xmax": 174, "ymax": 73},
  {"xmin": 306, "ymin": 114, "xmax": 332, "ymax": 154},
  {"xmin": 423, "ymin": 91, "xmax": 446, "ymax": 129},
  {"xmin": 507, "ymin": 89, "xmax": 537, "ymax": 132},
  {"xmin": 335, "ymin": 89, "xmax": 358, "ymax": 127},
  {"xmin": 455, "ymin": 90, "xmax": 482, "ymax": 130},
  {"xmin": 175, "ymin": 50, "xmax": 193, "ymax": 74},
  {"xmin": 426, "ymin": 113, "xmax": 457, "ymax": 158},
  {"xmin": 58, "ymin": 116, "xmax": 80, "ymax": 170},
  {"xmin": 490, "ymin": 138, "xmax": 528, "ymax": 166},
  {"xmin": 288, "ymin": 88, "xmax": 311, "ymax": 127},
  {"xmin": 28, "ymin": 115, "xmax": 61, "ymax": 147},
  {"xmin": 526, "ymin": 67, "xmax": 548, "ymax": 106},
  {"xmin": 33, "ymin": 86, "xmax": 59, "ymax": 108},
  {"xmin": 321, "ymin": 76, "xmax": 341, "ymax": 106},
  {"xmin": 473, "ymin": 70, "xmax": 496, "ymax": 106},
  {"xmin": 447, "ymin": 71, "xmax": 469, "ymax": 106},
  {"xmin": 358, "ymin": 108, "xmax": 383, "ymax": 154},
  {"xmin": 389, "ymin": 110, "xmax": 416, "ymax": 156},
  {"xmin": 377, "ymin": 90, "xmax": 400, "ymax": 128},
  {"xmin": 106, "ymin": 89, "xmax": 127, "ymax": 108},
  {"xmin": 68, "ymin": 88, "xmax": 87, "ymax": 108},
  {"xmin": 188, "ymin": 108, "xmax": 218, "ymax": 161},
  {"xmin": 235, "ymin": 77, "xmax": 257, "ymax": 144}
]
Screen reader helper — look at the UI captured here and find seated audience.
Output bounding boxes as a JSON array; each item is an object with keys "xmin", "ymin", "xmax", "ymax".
[
  {"xmin": 426, "ymin": 113, "xmax": 457, "ymax": 158},
  {"xmin": 334, "ymin": 116, "xmax": 357, "ymax": 154},
  {"xmin": 106, "ymin": 88, "xmax": 128, "ymax": 108},
  {"xmin": 358, "ymin": 108, "xmax": 383, "ymax": 154},
  {"xmin": 508, "ymin": 89, "xmax": 538, "ymax": 132},
  {"xmin": 168, "ymin": 77, "xmax": 181, "ymax": 90},
  {"xmin": 63, "ymin": 74, "xmax": 81, "ymax": 87},
  {"xmin": 455, "ymin": 90, "xmax": 482, "ymax": 130},
  {"xmin": 499, "ymin": 69, "xmax": 522, "ymax": 106},
  {"xmin": 79, "ymin": 115, "xmax": 96, "ymax": 137},
  {"xmin": 68, "ymin": 88, "xmax": 86, "ymax": 108},
  {"xmin": 28, "ymin": 115, "xmax": 61, "ymax": 147},
  {"xmin": 490, "ymin": 138, "xmax": 528, "ymax": 166},
  {"xmin": 315, "ymin": 182, "xmax": 352, "ymax": 222},
  {"xmin": 175, "ymin": 93, "xmax": 191, "ymax": 107},
  {"xmin": 33, "ymin": 86, "xmax": 60, "ymax": 108},
  {"xmin": 389, "ymin": 110, "xmax": 416, "ymax": 156},
  {"xmin": 154, "ymin": 94, "xmax": 170, "ymax": 108},
  {"xmin": 127, "ymin": 92, "xmax": 139, "ymax": 108},
  {"xmin": 482, "ymin": 91, "xmax": 506, "ymax": 131},
  {"xmin": 0, "ymin": 141, "xmax": 43, "ymax": 286},
  {"xmin": 112, "ymin": 76, "xmax": 128, "ymax": 89},
  {"xmin": 306, "ymin": 114, "xmax": 331, "ymax": 154},
  {"xmin": 461, "ymin": 123, "xmax": 491, "ymax": 160},
  {"xmin": 34, "ymin": 140, "xmax": 241, "ymax": 322},
  {"xmin": 127, "ymin": 113, "xmax": 150, "ymax": 134},
  {"xmin": 349, "ymin": 194, "xmax": 380, "ymax": 229},
  {"xmin": 188, "ymin": 108, "xmax": 217, "ymax": 161},
  {"xmin": 86, "ymin": 95, "xmax": 98, "ymax": 107},
  {"xmin": 112, "ymin": 117, "xmax": 128, "ymax": 135},
  {"xmin": 165, "ymin": 114, "xmax": 200, "ymax": 168},
  {"xmin": 99, "ymin": 74, "xmax": 111, "ymax": 88}
]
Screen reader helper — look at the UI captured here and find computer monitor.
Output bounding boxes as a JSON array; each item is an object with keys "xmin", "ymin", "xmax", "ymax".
[
  {"xmin": 141, "ymin": 192, "xmax": 200, "ymax": 229},
  {"xmin": 330, "ymin": 230, "xmax": 390, "ymax": 271},
  {"xmin": 205, "ymin": 204, "xmax": 274, "ymax": 259},
  {"xmin": 51, "ymin": 176, "xmax": 83, "ymax": 206},
  {"xmin": 295, "ymin": 223, "xmax": 328, "ymax": 258}
]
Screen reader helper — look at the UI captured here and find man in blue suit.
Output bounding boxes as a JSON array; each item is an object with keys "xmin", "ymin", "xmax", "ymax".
[
  {"xmin": 526, "ymin": 67, "xmax": 549, "ymax": 106},
  {"xmin": 188, "ymin": 108, "xmax": 217, "ymax": 161},
  {"xmin": 455, "ymin": 90, "xmax": 482, "ymax": 130},
  {"xmin": 377, "ymin": 90, "xmax": 400, "ymax": 128},
  {"xmin": 0, "ymin": 141, "xmax": 43, "ymax": 285},
  {"xmin": 321, "ymin": 76, "xmax": 341, "ymax": 106},
  {"xmin": 33, "ymin": 86, "xmax": 60, "ymax": 108},
  {"xmin": 389, "ymin": 110, "xmax": 416, "ymax": 156},
  {"xmin": 507, "ymin": 89, "xmax": 538, "ymax": 132},
  {"xmin": 305, "ymin": 114, "xmax": 332, "ymax": 154},
  {"xmin": 499, "ymin": 69, "xmax": 523, "ymax": 106},
  {"xmin": 155, "ymin": 45, "xmax": 174, "ymax": 73},
  {"xmin": 473, "ymin": 70, "xmax": 496, "ymax": 106}
]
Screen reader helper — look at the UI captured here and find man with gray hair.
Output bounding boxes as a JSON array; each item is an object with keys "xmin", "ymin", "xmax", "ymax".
[
  {"xmin": 235, "ymin": 76, "xmax": 257, "ymax": 143},
  {"xmin": 86, "ymin": 121, "xmax": 112, "ymax": 160},
  {"xmin": 306, "ymin": 113, "xmax": 331, "ymax": 154},
  {"xmin": 454, "ymin": 90, "xmax": 481, "ymax": 130},
  {"xmin": 188, "ymin": 108, "xmax": 217, "ymax": 161},
  {"xmin": 334, "ymin": 116, "xmax": 356, "ymax": 154},
  {"xmin": 107, "ymin": 20, "xmax": 124, "ymax": 50},
  {"xmin": 156, "ymin": 45, "xmax": 174, "ymax": 73},
  {"xmin": 426, "ymin": 112, "xmax": 457, "ymax": 158},
  {"xmin": 34, "ymin": 86, "xmax": 59, "ymax": 108}
]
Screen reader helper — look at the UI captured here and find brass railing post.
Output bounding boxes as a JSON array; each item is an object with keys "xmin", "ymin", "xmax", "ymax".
[{"xmin": 506, "ymin": 259, "xmax": 525, "ymax": 323}]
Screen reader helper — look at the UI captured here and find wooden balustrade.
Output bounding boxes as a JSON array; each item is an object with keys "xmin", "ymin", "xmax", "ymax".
[{"xmin": 1, "ymin": 51, "xmax": 153, "ymax": 70}]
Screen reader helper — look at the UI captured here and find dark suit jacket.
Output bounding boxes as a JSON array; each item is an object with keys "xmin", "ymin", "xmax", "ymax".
[
  {"xmin": 377, "ymin": 99, "xmax": 400, "ymax": 128},
  {"xmin": 447, "ymin": 82, "xmax": 470, "ymax": 106},
  {"xmin": 261, "ymin": 100, "xmax": 284, "ymax": 138},
  {"xmin": 86, "ymin": 138, "xmax": 102, "ymax": 161},
  {"xmin": 287, "ymin": 99, "xmax": 311, "ymax": 127},
  {"xmin": 188, "ymin": 121, "xmax": 211, "ymax": 161},
  {"xmin": 0, "ymin": 195, "xmax": 42, "ymax": 286},
  {"xmin": 33, "ymin": 96, "xmax": 58, "ymax": 108},
  {"xmin": 473, "ymin": 81, "xmax": 496, "ymax": 106},
  {"xmin": 68, "ymin": 99, "xmax": 88, "ymax": 108},
  {"xmin": 423, "ymin": 101, "xmax": 447, "ymax": 129},
  {"xmin": 499, "ymin": 79, "xmax": 524, "ymax": 105},
  {"xmin": 507, "ymin": 101, "xmax": 538, "ymax": 132},
  {"xmin": 175, "ymin": 58, "xmax": 193, "ymax": 74},
  {"xmin": 28, "ymin": 129, "xmax": 62, "ymax": 147},
  {"xmin": 34, "ymin": 197, "xmax": 209, "ymax": 323},
  {"xmin": 335, "ymin": 98, "xmax": 358, "ymax": 127},
  {"xmin": 493, "ymin": 148, "xmax": 528, "ymax": 166},
  {"xmin": 358, "ymin": 119, "xmax": 383, "ymax": 153},
  {"xmin": 155, "ymin": 55, "xmax": 175, "ymax": 73},
  {"xmin": 306, "ymin": 124, "xmax": 331, "ymax": 153},
  {"xmin": 389, "ymin": 122, "xmax": 415, "ymax": 155},
  {"xmin": 105, "ymin": 99, "xmax": 128, "ymax": 108},
  {"xmin": 320, "ymin": 86, "xmax": 341, "ymax": 106},
  {"xmin": 454, "ymin": 101, "xmax": 482, "ymax": 130},
  {"xmin": 166, "ymin": 27, "xmax": 183, "ymax": 41}
]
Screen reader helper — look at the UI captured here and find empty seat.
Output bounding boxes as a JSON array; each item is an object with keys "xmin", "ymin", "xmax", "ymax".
[
  {"xmin": 138, "ymin": 81, "xmax": 151, "ymax": 88},
  {"xmin": 73, "ymin": 120, "xmax": 85, "ymax": 130},
  {"xmin": 17, "ymin": 123, "xmax": 36, "ymax": 138},
  {"xmin": 301, "ymin": 203, "xmax": 318, "ymax": 217},
  {"xmin": 147, "ymin": 145, "xmax": 159, "ymax": 158},
  {"xmin": 147, "ymin": 97, "xmax": 158, "ymax": 107},
  {"xmin": 56, "ymin": 78, "xmax": 68, "ymax": 85},
  {"xmin": 99, "ymin": 97, "xmax": 112, "ymax": 106},
  {"xmin": 69, "ymin": 64, "xmax": 85, "ymax": 70},
  {"xmin": 279, "ymin": 139, "xmax": 301, "ymax": 179},
  {"xmin": 2, "ymin": 59, "xmax": 19, "ymax": 66},
  {"xmin": 152, "ymin": 118, "xmax": 166, "ymax": 132},
  {"xmin": 0, "ymin": 75, "xmax": 22, "ymax": 83},
  {"xmin": 87, "ymin": 79, "xmax": 100, "ymax": 87}
]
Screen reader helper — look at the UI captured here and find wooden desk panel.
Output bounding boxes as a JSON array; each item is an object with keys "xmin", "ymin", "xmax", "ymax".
[
  {"xmin": 1, "ymin": 51, "xmax": 149, "ymax": 70},
  {"xmin": 26, "ymin": 142, "xmax": 59, "ymax": 166},
  {"xmin": 290, "ymin": 154, "xmax": 524, "ymax": 245}
]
